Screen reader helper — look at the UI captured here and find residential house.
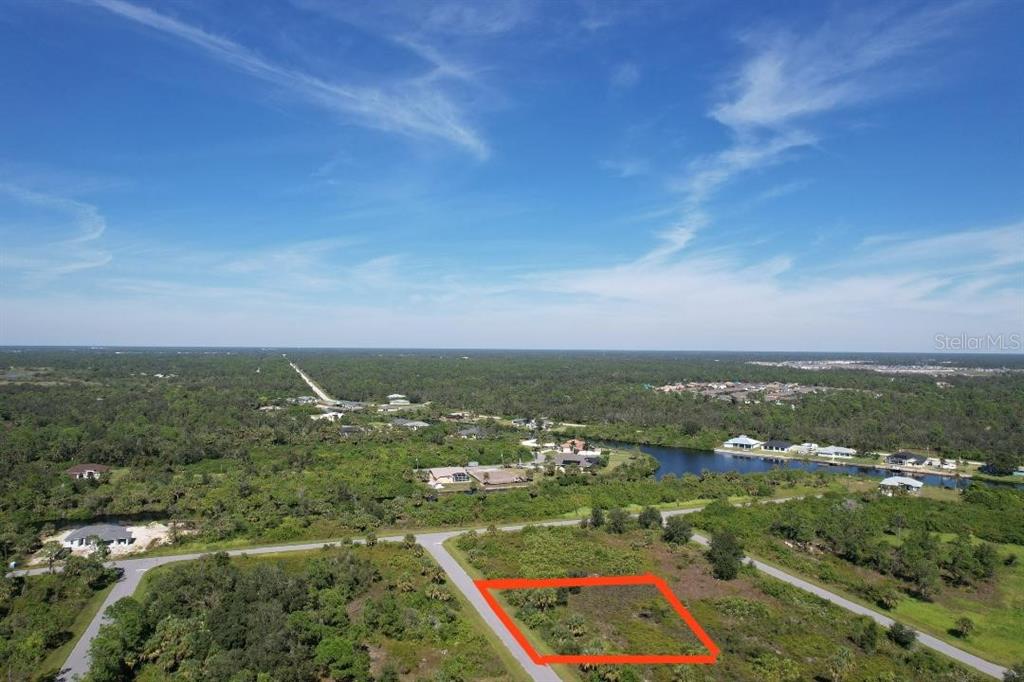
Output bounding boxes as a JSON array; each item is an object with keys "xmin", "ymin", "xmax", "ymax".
[
  {"xmin": 467, "ymin": 468, "xmax": 527, "ymax": 486},
  {"xmin": 66, "ymin": 463, "xmax": 111, "ymax": 480},
  {"xmin": 310, "ymin": 412, "xmax": 344, "ymax": 422},
  {"xmin": 879, "ymin": 476, "xmax": 924, "ymax": 496},
  {"xmin": 555, "ymin": 452, "xmax": 601, "ymax": 468},
  {"xmin": 561, "ymin": 438, "xmax": 589, "ymax": 454},
  {"xmin": 63, "ymin": 523, "xmax": 133, "ymax": 549},
  {"xmin": 426, "ymin": 467, "xmax": 470, "ymax": 487},
  {"xmin": 387, "ymin": 393, "xmax": 411, "ymax": 406},
  {"xmin": 723, "ymin": 435, "xmax": 763, "ymax": 450},
  {"xmin": 762, "ymin": 439, "xmax": 792, "ymax": 453},
  {"xmin": 393, "ymin": 418, "xmax": 430, "ymax": 430},
  {"xmin": 818, "ymin": 446, "xmax": 857, "ymax": 459},
  {"xmin": 339, "ymin": 425, "xmax": 364, "ymax": 437},
  {"xmin": 457, "ymin": 426, "xmax": 484, "ymax": 439},
  {"xmin": 795, "ymin": 442, "xmax": 819, "ymax": 454},
  {"xmin": 886, "ymin": 451, "xmax": 926, "ymax": 467}
]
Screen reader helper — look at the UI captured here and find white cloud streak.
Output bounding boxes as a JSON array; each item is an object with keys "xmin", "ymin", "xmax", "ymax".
[
  {"xmin": 0, "ymin": 183, "xmax": 112, "ymax": 284},
  {"xmin": 650, "ymin": 1, "xmax": 984, "ymax": 262},
  {"xmin": 88, "ymin": 0, "xmax": 489, "ymax": 158}
]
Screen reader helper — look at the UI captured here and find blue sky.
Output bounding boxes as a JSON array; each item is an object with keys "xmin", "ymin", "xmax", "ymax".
[{"xmin": 1, "ymin": 0, "xmax": 1022, "ymax": 350}]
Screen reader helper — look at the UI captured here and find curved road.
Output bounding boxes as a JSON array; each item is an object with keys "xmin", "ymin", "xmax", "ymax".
[{"xmin": 14, "ymin": 506, "xmax": 1006, "ymax": 681}]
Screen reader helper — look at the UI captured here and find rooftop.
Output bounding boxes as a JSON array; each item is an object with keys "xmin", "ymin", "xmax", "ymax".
[{"xmin": 65, "ymin": 523, "xmax": 133, "ymax": 543}]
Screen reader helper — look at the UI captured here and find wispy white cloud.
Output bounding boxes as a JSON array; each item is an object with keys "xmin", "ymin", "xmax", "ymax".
[
  {"xmin": 0, "ymin": 183, "xmax": 112, "ymax": 284},
  {"xmin": 600, "ymin": 157, "xmax": 649, "ymax": 178},
  {"xmin": 610, "ymin": 62, "xmax": 640, "ymax": 90},
  {"xmin": 649, "ymin": 1, "xmax": 984, "ymax": 262},
  {"xmin": 88, "ymin": 0, "xmax": 489, "ymax": 158},
  {"xmin": 755, "ymin": 178, "xmax": 811, "ymax": 202}
]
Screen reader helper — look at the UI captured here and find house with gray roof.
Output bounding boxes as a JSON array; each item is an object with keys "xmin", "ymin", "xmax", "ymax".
[{"xmin": 62, "ymin": 524, "xmax": 134, "ymax": 549}]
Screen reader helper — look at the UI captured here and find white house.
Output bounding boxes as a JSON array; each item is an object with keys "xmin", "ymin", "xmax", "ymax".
[
  {"xmin": 387, "ymin": 393, "xmax": 411, "ymax": 406},
  {"xmin": 310, "ymin": 412, "xmax": 344, "ymax": 422},
  {"xmin": 818, "ymin": 446, "xmax": 857, "ymax": 459},
  {"xmin": 879, "ymin": 476, "xmax": 924, "ymax": 496},
  {"xmin": 65, "ymin": 464, "xmax": 111, "ymax": 480},
  {"xmin": 795, "ymin": 442, "xmax": 819, "ymax": 454},
  {"xmin": 63, "ymin": 524, "xmax": 134, "ymax": 549},
  {"xmin": 724, "ymin": 435, "xmax": 763, "ymax": 450}
]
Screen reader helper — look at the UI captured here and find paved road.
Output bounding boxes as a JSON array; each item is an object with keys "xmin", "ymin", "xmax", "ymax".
[
  {"xmin": 420, "ymin": 531, "xmax": 561, "ymax": 682},
  {"xmin": 14, "ymin": 503, "xmax": 1006, "ymax": 681},
  {"xmin": 288, "ymin": 360, "xmax": 335, "ymax": 402}
]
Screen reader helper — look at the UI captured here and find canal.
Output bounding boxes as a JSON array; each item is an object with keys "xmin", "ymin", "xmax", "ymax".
[{"xmin": 615, "ymin": 442, "xmax": 1018, "ymax": 490}]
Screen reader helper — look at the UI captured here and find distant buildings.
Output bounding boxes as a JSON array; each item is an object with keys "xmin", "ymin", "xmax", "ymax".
[
  {"xmin": 387, "ymin": 393, "xmax": 411, "ymax": 406},
  {"xmin": 762, "ymin": 439, "xmax": 792, "ymax": 452},
  {"xmin": 879, "ymin": 476, "xmax": 924, "ymax": 496},
  {"xmin": 66, "ymin": 464, "xmax": 110, "ymax": 480},
  {"xmin": 422, "ymin": 465, "xmax": 529, "ymax": 488}
]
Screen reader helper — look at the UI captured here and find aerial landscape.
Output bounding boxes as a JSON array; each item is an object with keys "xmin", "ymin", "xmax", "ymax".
[{"xmin": 1, "ymin": 1, "xmax": 1022, "ymax": 681}]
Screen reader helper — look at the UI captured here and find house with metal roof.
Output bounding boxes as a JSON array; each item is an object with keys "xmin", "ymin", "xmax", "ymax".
[
  {"xmin": 879, "ymin": 476, "xmax": 924, "ymax": 496},
  {"xmin": 62, "ymin": 524, "xmax": 134, "ymax": 549},
  {"xmin": 818, "ymin": 446, "xmax": 857, "ymax": 458},
  {"xmin": 763, "ymin": 439, "xmax": 792, "ymax": 452},
  {"xmin": 724, "ymin": 435, "xmax": 763, "ymax": 449}
]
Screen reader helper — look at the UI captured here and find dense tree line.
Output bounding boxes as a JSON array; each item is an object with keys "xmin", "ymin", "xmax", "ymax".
[
  {"xmin": 86, "ymin": 544, "xmax": 507, "ymax": 681},
  {"xmin": 292, "ymin": 349, "xmax": 1024, "ymax": 468},
  {"xmin": 690, "ymin": 487, "xmax": 1024, "ymax": 602},
  {"xmin": 0, "ymin": 555, "xmax": 119, "ymax": 680}
]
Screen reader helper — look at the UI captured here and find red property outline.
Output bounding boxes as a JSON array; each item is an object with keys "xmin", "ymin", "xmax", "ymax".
[{"xmin": 475, "ymin": 573, "xmax": 720, "ymax": 666}]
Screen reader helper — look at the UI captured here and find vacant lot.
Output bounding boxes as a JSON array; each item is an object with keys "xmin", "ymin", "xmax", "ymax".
[{"xmin": 455, "ymin": 524, "xmax": 989, "ymax": 681}]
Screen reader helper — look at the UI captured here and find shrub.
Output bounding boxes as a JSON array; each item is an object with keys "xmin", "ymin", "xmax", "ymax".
[
  {"xmin": 708, "ymin": 532, "xmax": 744, "ymax": 580},
  {"xmin": 637, "ymin": 506, "xmax": 663, "ymax": 529},
  {"xmin": 606, "ymin": 508, "xmax": 629, "ymax": 534},
  {"xmin": 954, "ymin": 616, "xmax": 975, "ymax": 639},
  {"xmin": 662, "ymin": 516, "xmax": 693, "ymax": 545},
  {"xmin": 887, "ymin": 622, "xmax": 917, "ymax": 649}
]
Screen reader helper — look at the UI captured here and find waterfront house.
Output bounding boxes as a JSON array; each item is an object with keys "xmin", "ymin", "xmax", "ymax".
[
  {"xmin": 763, "ymin": 439, "xmax": 792, "ymax": 452},
  {"xmin": 65, "ymin": 463, "xmax": 111, "ymax": 480},
  {"xmin": 555, "ymin": 452, "xmax": 601, "ymax": 468},
  {"xmin": 818, "ymin": 446, "xmax": 857, "ymax": 459},
  {"xmin": 795, "ymin": 442, "xmax": 819, "ymax": 454},
  {"xmin": 724, "ymin": 435, "xmax": 763, "ymax": 450},
  {"xmin": 63, "ymin": 523, "xmax": 133, "ymax": 549},
  {"xmin": 879, "ymin": 476, "xmax": 924, "ymax": 496},
  {"xmin": 886, "ymin": 451, "xmax": 926, "ymax": 467}
]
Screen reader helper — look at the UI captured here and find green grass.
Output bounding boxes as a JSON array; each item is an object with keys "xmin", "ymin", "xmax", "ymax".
[{"xmin": 38, "ymin": 580, "xmax": 116, "ymax": 677}]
